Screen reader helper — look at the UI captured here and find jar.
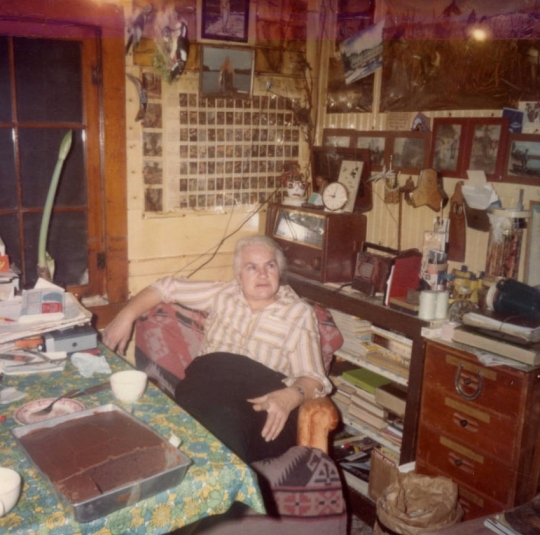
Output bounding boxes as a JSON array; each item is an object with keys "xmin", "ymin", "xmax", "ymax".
[{"xmin": 486, "ymin": 278, "xmax": 540, "ymax": 320}]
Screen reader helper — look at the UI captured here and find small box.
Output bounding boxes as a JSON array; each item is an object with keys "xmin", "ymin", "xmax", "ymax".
[
  {"xmin": 368, "ymin": 448, "xmax": 399, "ymax": 502},
  {"xmin": 44, "ymin": 324, "xmax": 98, "ymax": 353}
]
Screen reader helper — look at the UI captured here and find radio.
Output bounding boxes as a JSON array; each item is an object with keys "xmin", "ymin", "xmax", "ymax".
[{"xmin": 265, "ymin": 203, "xmax": 367, "ymax": 283}]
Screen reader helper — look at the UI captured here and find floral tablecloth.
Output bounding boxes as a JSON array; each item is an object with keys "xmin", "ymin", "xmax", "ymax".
[{"xmin": 0, "ymin": 347, "xmax": 264, "ymax": 535}]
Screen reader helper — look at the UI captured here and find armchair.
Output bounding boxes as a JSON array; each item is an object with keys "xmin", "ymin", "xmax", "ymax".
[{"xmin": 133, "ymin": 300, "xmax": 347, "ymax": 534}]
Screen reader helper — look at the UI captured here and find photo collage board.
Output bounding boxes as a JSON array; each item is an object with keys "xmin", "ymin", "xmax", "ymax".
[{"xmin": 141, "ymin": 73, "xmax": 301, "ymax": 212}]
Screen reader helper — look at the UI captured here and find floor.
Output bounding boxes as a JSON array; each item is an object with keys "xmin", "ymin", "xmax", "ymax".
[{"xmin": 350, "ymin": 514, "xmax": 375, "ymax": 535}]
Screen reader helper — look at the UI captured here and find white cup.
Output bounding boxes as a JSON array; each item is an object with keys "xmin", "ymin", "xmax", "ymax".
[
  {"xmin": 110, "ymin": 370, "xmax": 148, "ymax": 402},
  {"xmin": 0, "ymin": 468, "xmax": 21, "ymax": 516}
]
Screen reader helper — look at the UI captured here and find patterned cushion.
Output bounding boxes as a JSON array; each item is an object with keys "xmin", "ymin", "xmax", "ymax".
[
  {"xmin": 134, "ymin": 300, "xmax": 343, "ymax": 382},
  {"xmin": 252, "ymin": 446, "xmax": 346, "ymax": 519}
]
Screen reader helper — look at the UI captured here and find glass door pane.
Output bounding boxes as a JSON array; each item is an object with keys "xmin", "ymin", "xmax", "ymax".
[{"xmin": 14, "ymin": 37, "xmax": 83, "ymax": 124}]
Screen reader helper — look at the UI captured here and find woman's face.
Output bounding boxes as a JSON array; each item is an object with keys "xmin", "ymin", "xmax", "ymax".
[{"xmin": 236, "ymin": 243, "xmax": 280, "ymax": 311}]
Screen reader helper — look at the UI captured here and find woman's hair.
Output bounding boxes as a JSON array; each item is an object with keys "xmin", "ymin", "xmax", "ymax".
[{"xmin": 233, "ymin": 235, "xmax": 287, "ymax": 280}]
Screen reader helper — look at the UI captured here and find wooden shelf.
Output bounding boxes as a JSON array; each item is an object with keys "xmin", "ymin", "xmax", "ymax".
[{"xmin": 287, "ymin": 273, "xmax": 428, "ymax": 464}]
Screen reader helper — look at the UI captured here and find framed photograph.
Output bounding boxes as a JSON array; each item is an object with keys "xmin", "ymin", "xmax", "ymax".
[
  {"xmin": 311, "ymin": 146, "xmax": 372, "ymax": 213},
  {"xmin": 200, "ymin": 45, "xmax": 254, "ymax": 99},
  {"xmin": 389, "ymin": 131, "xmax": 430, "ymax": 173},
  {"xmin": 430, "ymin": 118, "xmax": 468, "ymax": 177},
  {"xmin": 463, "ymin": 117, "xmax": 509, "ymax": 180},
  {"xmin": 322, "ymin": 128, "xmax": 354, "ymax": 148},
  {"xmin": 504, "ymin": 133, "xmax": 540, "ymax": 184},
  {"xmin": 356, "ymin": 132, "xmax": 387, "ymax": 171},
  {"xmin": 201, "ymin": 0, "xmax": 249, "ymax": 43}
]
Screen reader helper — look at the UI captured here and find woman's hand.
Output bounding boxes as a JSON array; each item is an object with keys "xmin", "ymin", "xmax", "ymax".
[
  {"xmin": 102, "ymin": 286, "xmax": 163, "ymax": 355},
  {"xmin": 247, "ymin": 387, "xmax": 304, "ymax": 442},
  {"xmin": 102, "ymin": 312, "xmax": 135, "ymax": 355}
]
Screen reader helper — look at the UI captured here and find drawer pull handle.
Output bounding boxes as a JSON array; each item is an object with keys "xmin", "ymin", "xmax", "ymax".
[
  {"xmin": 454, "ymin": 458, "xmax": 463, "ymax": 467},
  {"xmin": 454, "ymin": 364, "xmax": 483, "ymax": 401},
  {"xmin": 459, "ymin": 419, "xmax": 468, "ymax": 427}
]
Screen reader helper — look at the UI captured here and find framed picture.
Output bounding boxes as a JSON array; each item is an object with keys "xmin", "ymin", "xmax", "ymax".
[
  {"xmin": 504, "ymin": 133, "xmax": 540, "ymax": 184},
  {"xmin": 356, "ymin": 132, "xmax": 387, "ymax": 171},
  {"xmin": 389, "ymin": 131, "xmax": 430, "ymax": 173},
  {"xmin": 200, "ymin": 45, "xmax": 254, "ymax": 99},
  {"xmin": 338, "ymin": 159, "xmax": 365, "ymax": 213},
  {"xmin": 311, "ymin": 146, "xmax": 372, "ymax": 213},
  {"xmin": 430, "ymin": 118, "xmax": 468, "ymax": 177},
  {"xmin": 201, "ymin": 0, "xmax": 249, "ymax": 43},
  {"xmin": 463, "ymin": 117, "xmax": 509, "ymax": 180},
  {"xmin": 322, "ymin": 128, "xmax": 354, "ymax": 148}
]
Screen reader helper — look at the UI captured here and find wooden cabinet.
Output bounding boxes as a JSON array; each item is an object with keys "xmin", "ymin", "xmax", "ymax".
[{"xmin": 417, "ymin": 340, "xmax": 540, "ymax": 521}]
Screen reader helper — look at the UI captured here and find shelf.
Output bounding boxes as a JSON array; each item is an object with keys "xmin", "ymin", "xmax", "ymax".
[
  {"xmin": 335, "ymin": 348, "xmax": 409, "ymax": 387},
  {"xmin": 288, "ymin": 273, "xmax": 428, "ymax": 464},
  {"xmin": 342, "ymin": 416, "xmax": 401, "ymax": 456},
  {"xmin": 333, "ymin": 397, "xmax": 402, "ymax": 456},
  {"xmin": 342, "ymin": 470, "xmax": 371, "ymax": 498}
]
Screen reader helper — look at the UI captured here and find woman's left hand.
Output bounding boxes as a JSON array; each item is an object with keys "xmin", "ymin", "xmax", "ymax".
[{"xmin": 247, "ymin": 387, "xmax": 303, "ymax": 442}]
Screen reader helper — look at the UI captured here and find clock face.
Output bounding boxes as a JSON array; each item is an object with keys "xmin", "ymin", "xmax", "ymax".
[{"xmin": 322, "ymin": 182, "xmax": 349, "ymax": 211}]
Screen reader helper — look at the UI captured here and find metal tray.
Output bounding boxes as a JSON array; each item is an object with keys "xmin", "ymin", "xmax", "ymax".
[{"xmin": 12, "ymin": 403, "xmax": 191, "ymax": 523}]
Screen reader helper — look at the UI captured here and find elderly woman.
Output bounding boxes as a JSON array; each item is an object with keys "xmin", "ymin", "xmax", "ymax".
[{"xmin": 103, "ymin": 235, "xmax": 331, "ymax": 463}]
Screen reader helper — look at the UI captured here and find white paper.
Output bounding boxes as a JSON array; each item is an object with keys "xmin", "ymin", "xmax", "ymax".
[
  {"xmin": 0, "ymin": 293, "xmax": 91, "ymax": 344},
  {"xmin": 462, "ymin": 181, "xmax": 499, "ymax": 210}
]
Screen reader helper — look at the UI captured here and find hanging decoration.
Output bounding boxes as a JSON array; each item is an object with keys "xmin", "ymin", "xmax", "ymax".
[{"xmin": 125, "ymin": 2, "xmax": 191, "ymax": 83}]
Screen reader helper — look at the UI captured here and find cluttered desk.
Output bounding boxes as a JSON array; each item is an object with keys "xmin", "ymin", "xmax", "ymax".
[{"xmin": 0, "ymin": 284, "xmax": 264, "ymax": 533}]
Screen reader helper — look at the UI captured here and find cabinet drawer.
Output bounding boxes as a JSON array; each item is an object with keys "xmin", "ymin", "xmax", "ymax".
[
  {"xmin": 417, "ymin": 425, "xmax": 514, "ymax": 504},
  {"xmin": 424, "ymin": 344, "xmax": 523, "ymax": 418},
  {"xmin": 420, "ymin": 386, "xmax": 518, "ymax": 461},
  {"xmin": 416, "ymin": 460, "xmax": 504, "ymax": 521}
]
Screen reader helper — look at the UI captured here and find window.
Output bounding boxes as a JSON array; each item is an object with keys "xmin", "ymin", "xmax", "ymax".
[
  {"xmin": 0, "ymin": 32, "xmax": 102, "ymax": 293},
  {"xmin": 0, "ymin": 2, "xmax": 128, "ymax": 315}
]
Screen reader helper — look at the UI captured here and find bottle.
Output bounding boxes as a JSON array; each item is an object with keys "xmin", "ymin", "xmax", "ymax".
[{"xmin": 486, "ymin": 279, "xmax": 540, "ymax": 320}]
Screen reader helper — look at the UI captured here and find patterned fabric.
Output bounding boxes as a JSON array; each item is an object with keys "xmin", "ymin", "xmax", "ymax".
[
  {"xmin": 252, "ymin": 446, "xmax": 345, "ymax": 519},
  {"xmin": 150, "ymin": 277, "xmax": 332, "ymax": 395}
]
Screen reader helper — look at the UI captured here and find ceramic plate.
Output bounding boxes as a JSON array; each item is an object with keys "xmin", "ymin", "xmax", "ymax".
[{"xmin": 14, "ymin": 398, "xmax": 85, "ymax": 425}]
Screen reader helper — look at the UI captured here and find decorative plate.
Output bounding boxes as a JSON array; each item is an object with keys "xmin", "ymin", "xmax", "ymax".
[{"xmin": 14, "ymin": 398, "xmax": 85, "ymax": 425}]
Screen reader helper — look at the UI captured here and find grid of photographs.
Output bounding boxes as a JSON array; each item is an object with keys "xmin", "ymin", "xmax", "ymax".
[{"xmin": 141, "ymin": 81, "xmax": 302, "ymax": 212}]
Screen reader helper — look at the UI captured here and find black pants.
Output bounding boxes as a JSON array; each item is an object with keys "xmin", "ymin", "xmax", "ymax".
[{"xmin": 174, "ymin": 353, "xmax": 298, "ymax": 463}]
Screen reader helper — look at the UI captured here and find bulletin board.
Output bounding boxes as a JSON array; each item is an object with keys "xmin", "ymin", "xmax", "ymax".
[{"xmin": 526, "ymin": 201, "xmax": 540, "ymax": 287}]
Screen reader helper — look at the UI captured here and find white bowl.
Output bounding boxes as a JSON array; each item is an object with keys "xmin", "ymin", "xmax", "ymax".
[
  {"xmin": 110, "ymin": 370, "xmax": 148, "ymax": 402},
  {"xmin": 0, "ymin": 468, "xmax": 21, "ymax": 517}
]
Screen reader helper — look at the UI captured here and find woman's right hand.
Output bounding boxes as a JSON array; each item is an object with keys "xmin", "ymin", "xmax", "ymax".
[
  {"xmin": 101, "ymin": 286, "xmax": 163, "ymax": 355},
  {"xmin": 102, "ymin": 311, "xmax": 135, "ymax": 355}
]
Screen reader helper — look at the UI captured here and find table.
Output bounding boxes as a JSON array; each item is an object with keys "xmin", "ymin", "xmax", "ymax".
[{"xmin": 0, "ymin": 347, "xmax": 265, "ymax": 534}]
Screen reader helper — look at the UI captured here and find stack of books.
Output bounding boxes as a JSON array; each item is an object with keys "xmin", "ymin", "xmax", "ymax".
[
  {"xmin": 365, "ymin": 325, "xmax": 413, "ymax": 380},
  {"xmin": 328, "ymin": 308, "xmax": 373, "ymax": 360},
  {"xmin": 375, "ymin": 382, "xmax": 408, "ymax": 418},
  {"xmin": 453, "ymin": 326, "xmax": 540, "ymax": 367},
  {"xmin": 341, "ymin": 368, "xmax": 392, "ymax": 430}
]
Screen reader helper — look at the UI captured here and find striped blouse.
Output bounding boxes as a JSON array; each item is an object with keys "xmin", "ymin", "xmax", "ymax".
[{"xmin": 150, "ymin": 276, "xmax": 332, "ymax": 396}]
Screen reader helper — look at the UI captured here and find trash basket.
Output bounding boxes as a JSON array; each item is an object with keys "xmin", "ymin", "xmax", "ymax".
[{"xmin": 375, "ymin": 472, "xmax": 464, "ymax": 535}]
